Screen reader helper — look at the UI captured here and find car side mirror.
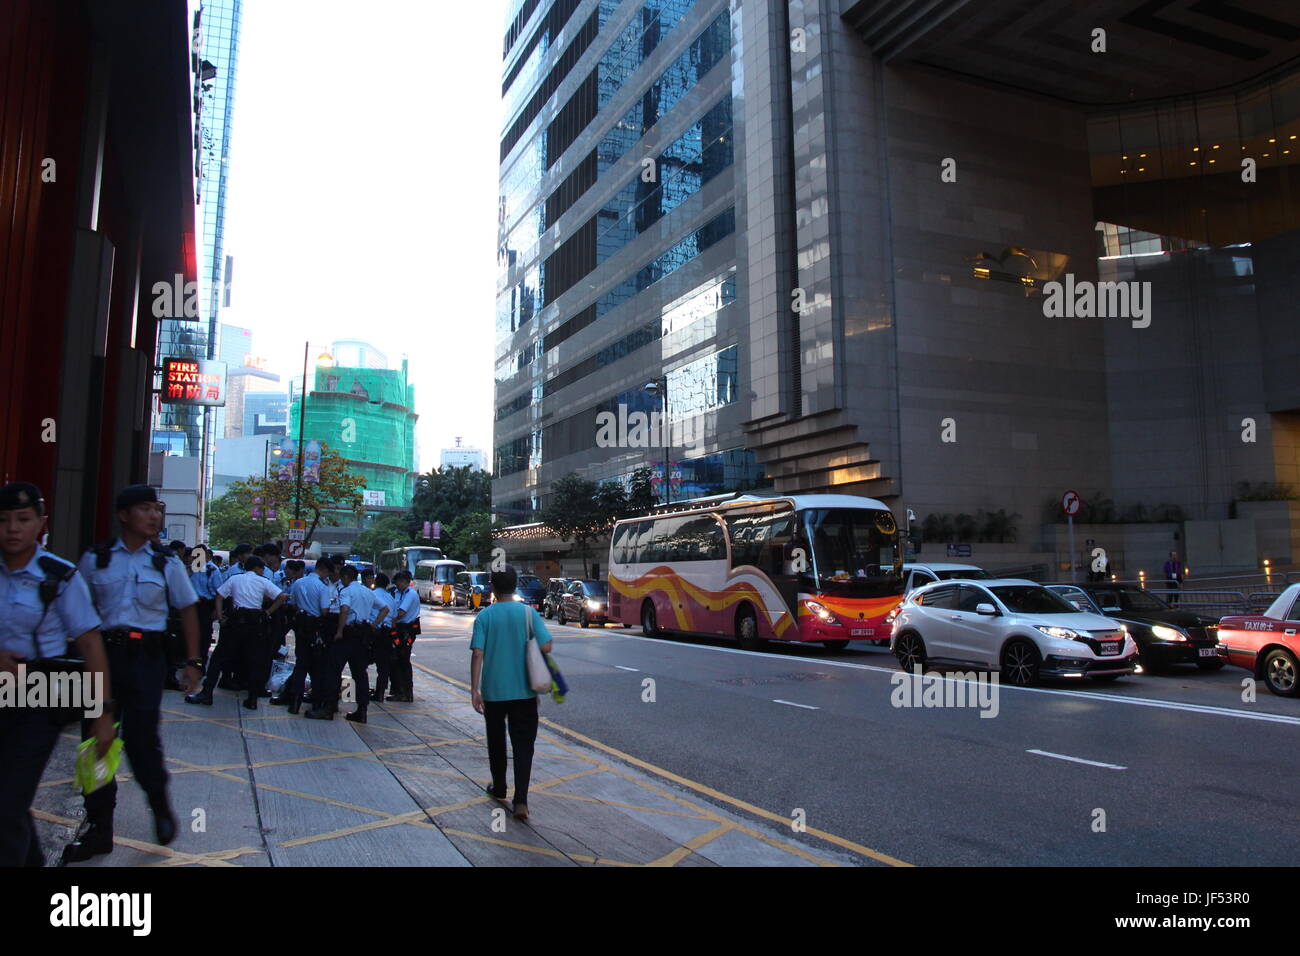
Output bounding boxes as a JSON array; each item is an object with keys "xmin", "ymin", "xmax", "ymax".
[{"xmin": 976, "ymin": 603, "xmax": 998, "ymax": 616}]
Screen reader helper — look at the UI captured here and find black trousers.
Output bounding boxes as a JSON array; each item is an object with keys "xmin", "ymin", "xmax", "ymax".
[
  {"xmin": 369, "ymin": 627, "xmax": 393, "ymax": 700},
  {"xmin": 389, "ymin": 624, "xmax": 417, "ymax": 698},
  {"xmin": 81, "ymin": 642, "xmax": 169, "ymax": 817},
  {"xmin": 195, "ymin": 598, "xmax": 215, "ymax": 668},
  {"xmin": 202, "ymin": 612, "xmax": 269, "ymax": 699},
  {"xmin": 483, "ymin": 697, "xmax": 539, "ymax": 804},
  {"xmin": 325, "ymin": 626, "xmax": 370, "ymax": 713},
  {"xmin": 0, "ymin": 708, "xmax": 62, "ymax": 866},
  {"xmin": 283, "ymin": 612, "xmax": 322, "ymax": 701}
]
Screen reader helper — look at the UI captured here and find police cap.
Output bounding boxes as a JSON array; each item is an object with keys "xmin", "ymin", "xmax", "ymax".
[
  {"xmin": 116, "ymin": 484, "xmax": 159, "ymax": 511},
  {"xmin": 0, "ymin": 482, "xmax": 45, "ymax": 514}
]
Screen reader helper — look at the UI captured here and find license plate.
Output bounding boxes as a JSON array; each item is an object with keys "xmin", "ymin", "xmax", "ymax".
[
  {"xmin": 1199, "ymin": 647, "xmax": 1217, "ymax": 658},
  {"xmin": 851, "ymin": 628, "xmax": 874, "ymax": 636},
  {"xmin": 1098, "ymin": 642, "xmax": 1120, "ymax": 656}
]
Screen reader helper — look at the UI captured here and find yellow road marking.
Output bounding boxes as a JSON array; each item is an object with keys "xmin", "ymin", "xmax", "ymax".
[
  {"xmin": 413, "ymin": 662, "xmax": 910, "ymax": 867},
  {"xmin": 647, "ymin": 822, "xmax": 734, "ymax": 866}
]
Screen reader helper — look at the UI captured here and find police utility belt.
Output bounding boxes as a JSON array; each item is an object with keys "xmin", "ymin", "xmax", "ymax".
[{"xmin": 101, "ymin": 628, "xmax": 166, "ymax": 652}]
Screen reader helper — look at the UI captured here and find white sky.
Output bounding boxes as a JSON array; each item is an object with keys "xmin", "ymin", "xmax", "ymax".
[{"xmin": 221, "ymin": 0, "xmax": 510, "ymax": 471}]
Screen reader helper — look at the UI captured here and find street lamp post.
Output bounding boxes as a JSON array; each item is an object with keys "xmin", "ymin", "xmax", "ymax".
[
  {"xmin": 294, "ymin": 343, "xmax": 334, "ymax": 524},
  {"xmin": 643, "ymin": 377, "xmax": 670, "ymax": 505}
]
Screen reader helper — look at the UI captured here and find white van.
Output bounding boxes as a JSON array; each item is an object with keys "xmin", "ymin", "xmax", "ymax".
[{"xmin": 414, "ymin": 559, "xmax": 465, "ymax": 605}]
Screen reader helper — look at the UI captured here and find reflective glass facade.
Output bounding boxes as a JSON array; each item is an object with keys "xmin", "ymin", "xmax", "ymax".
[
  {"xmin": 153, "ymin": 0, "xmax": 242, "ymax": 477},
  {"xmin": 494, "ymin": 0, "xmax": 760, "ymax": 513}
]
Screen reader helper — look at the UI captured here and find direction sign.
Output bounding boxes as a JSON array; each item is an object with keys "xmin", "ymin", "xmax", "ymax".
[
  {"xmin": 286, "ymin": 540, "xmax": 305, "ymax": 558},
  {"xmin": 289, "ymin": 519, "xmax": 306, "ymax": 531},
  {"xmin": 1061, "ymin": 489, "xmax": 1081, "ymax": 517}
]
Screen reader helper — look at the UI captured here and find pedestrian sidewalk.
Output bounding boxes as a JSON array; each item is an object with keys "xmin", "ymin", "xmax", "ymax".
[{"xmin": 31, "ymin": 663, "xmax": 884, "ymax": 867}]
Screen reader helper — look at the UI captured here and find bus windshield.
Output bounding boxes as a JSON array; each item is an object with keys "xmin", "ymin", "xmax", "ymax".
[{"xmin": 798, "ymin": 508, "xmax": 902, "ymax": 598}]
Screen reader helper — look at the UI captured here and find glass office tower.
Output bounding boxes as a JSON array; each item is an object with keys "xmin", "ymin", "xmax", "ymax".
[
  {"xmin": 494, "ymin": 0, "xmax": 765, "ymax": 518},
  {"xmin": 153, "ymin": 0, "xmax": 242, "ymax": 486}
]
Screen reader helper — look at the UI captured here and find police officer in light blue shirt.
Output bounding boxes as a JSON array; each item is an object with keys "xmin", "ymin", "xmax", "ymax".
[
  {"xmin": 387, "ymin": 571, "xmax": 421, "ymax": 702},
  {"xmin": 367, "ymin": 573, "xmax": 396, "ymax": 703},
  {"xmin": 307, "ymin": 564, "xmax": 372, "ymax": 723},
  {"xmin": 0, "ymin": 482, "xmax": 114, "ymax": 867},
  {"xmin": 274, "ymin": 558, "xmax": 334, "ymax": 713},
  {"xmin": 189, "ymin": 546, "xmax": 220, "ymax": 668},
  {"xmin": 63, "ymin": 484, "xmax": 201, "ymax": 864}
]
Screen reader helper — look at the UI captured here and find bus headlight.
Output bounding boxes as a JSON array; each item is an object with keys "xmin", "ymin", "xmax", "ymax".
[{"xmin": 803, "ymin": 601, "xmax": 841, "ymax": 626}]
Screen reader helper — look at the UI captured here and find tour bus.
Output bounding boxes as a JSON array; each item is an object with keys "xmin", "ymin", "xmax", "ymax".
[
  {"xmin": 414, "ymin": 559, "xmax": 466, "ymax": 605},
  {"xmin": 608, "ymin": 493, "xmax": 905, "ymax": 649},
  {"xmin": 378, "ymin": 545, "xmax": 445, "ymax": 580}
]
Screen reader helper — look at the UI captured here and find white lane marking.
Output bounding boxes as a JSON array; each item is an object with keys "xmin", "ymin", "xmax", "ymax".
[
  {"xmin": 614, "ymin": 665, "xmax": 640, "ymax": 672},
  {"xmin": 1027, "ymin": 749, "xmax": 1127, "ymax": 770},
  {"xmin": 772, "ymin": 699, "xmax": 820, "ymax": 710},
  {"xmin": 601, "ymin": 632, "xmax": 1300, "ymax": 727}
]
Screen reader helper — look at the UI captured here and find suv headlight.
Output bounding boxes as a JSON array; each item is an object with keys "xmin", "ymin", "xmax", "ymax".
[
  {"xmin": 1150, "ymin": 625, "xmax": 1187, "ymax": 641},
  {"xmin": 1034, "ymin": 625, "xmax": 1088, "ymax": 642},
  {"xmin": 802, "ymin": 601, "xmax": 842, "ymax": 626},
  {"xmin": 587, "ymin": 599, "xmax": 603, "ymax": 610}
]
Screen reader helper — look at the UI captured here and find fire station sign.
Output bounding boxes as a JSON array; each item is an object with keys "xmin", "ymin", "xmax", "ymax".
[{"xmin": 161, "ymin": 358, "xmax": 227, "ymax": 406}]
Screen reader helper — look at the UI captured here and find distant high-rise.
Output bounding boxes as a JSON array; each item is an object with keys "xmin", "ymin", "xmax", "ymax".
[{"xmin": 441, "ymin": 440, "xmax": 485, "ymax": 472}]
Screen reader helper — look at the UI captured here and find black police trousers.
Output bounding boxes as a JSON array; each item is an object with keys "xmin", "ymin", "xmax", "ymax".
[
  {"xmin": 195, "ymin": 598, "xmax": 215, "ymax": 668},
  {"xmin": 368, "ymin": 626, "xmax": 393, "ymax": 700},
  {"xmin": 202, "ymin": 612, "xmax": 269, "ymax": 699},
  {"xmin": 81, "ymin": 642, "xmax": 168, "ymax": 818},
  {"xmin": 283, "ymin": 612, "xmax": 323, "ymax": 701},
  {"xmin": 324, "ymin": 625, "xmax": 370, "ymax": 714},
  {"xmin": 389, "ymin": 624, "xmax": 417, "ymax": 699},
  {"xmin": 0, "ymin": 708, "xmax": 62, "ymax": 866}
]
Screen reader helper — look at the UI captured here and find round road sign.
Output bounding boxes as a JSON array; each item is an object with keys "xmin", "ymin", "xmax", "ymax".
[{"xmin": 1061, "ymin": 489, "xmax": 1081, "ymax": 517}]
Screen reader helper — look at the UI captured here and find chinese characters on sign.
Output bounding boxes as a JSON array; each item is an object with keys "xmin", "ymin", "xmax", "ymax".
[{"xmin": 161, "ymin": 358, "xmax": 227, "ymax": 406}]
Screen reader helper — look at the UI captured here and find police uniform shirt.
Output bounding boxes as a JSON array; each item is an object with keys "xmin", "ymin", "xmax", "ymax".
[
  {"xmin": 191, "ymin": 566, "xmax": 219, "ymax": 601},
  {"xmin": 1, "ymin": 547, "xmax": 102, "ymax": 659},
  {"xmin": 220, "ymin": 563, "xmax": 244, "ymax": 587},
  {"xmin": 392, "ymin": 587, "xmax": 420, "ymax": 625},
  {"xmin": 369, "ymin": 587, "xmax": 396, "ymax": 626},
  {"xmin": 326, "ymin": 580, "xmax": 341, "ymax": 613},
  {"xmin": 338, "ymin": 581, "xmax": 373, "ymax": 627},
  {"xmin": 217, "ymin": 571, "xmax": 283, "ymax": 611},
  {"xmin": 290, "ymin": 575, "xmax": 327, "ymax": 617},
  {"xmin": 271, "ymin": 567, "xmax": 287, "ymax": 589},
  {"xmin": 77, "ymin": 540, "xmax": 199, "ymax": 632}
]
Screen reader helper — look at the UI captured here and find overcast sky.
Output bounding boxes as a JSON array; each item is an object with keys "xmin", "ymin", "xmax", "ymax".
[{"xmin": 221, "ymin": 0, "xmax": 509, "ymax": 471}]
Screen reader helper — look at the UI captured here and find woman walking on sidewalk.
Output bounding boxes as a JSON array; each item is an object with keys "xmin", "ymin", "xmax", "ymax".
[{"xmin": 470, "ymin": 567, "xmax": 552, "ymax": 820}]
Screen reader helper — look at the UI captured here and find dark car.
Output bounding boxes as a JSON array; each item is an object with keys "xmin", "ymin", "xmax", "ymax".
[
  {"xmin": 544, "ymin": 578, "xmax": 576, "ymax": 619},
  {"xmin": 452, "ymin": 571, "xmax": 493, "ymax": 610},
  {"xmin": 557, "ymin": 580, "xmax": 609, "ymax": 628},
  {"xmin": 514, "ymin": 574, "xmax": 547, "ymax": 611},
  {"xmin": 1046, "ymin": 583, "xmax": 1222, "ymax": 672}
]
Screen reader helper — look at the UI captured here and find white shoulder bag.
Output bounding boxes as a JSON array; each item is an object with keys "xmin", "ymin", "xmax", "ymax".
[{"xmin": 524, "ymin": 604, "xmax": 553, "ymax": 694}]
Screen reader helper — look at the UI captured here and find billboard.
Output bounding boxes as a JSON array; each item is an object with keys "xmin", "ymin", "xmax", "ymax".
[{"xmin": 162, "ymin": 358, "xmax": 227, "ymax": 406}]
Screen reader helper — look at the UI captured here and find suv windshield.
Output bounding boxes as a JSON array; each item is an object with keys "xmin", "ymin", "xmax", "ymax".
[
  {"xmin": 991, "ymin": 585, "xmax": 1081, "ymax": 614},
  {"xmin": 582, "ymin": 581, "xmax": 607, "ymax": 596},
  {"xmin": 1107, "ymin": 588, "xmax": 1169, "ymax": 611},
  {"xmin": 518, "ymin": 576, "xmax": 541, "ymax": 587},
  {"xmin": 935, "ymin": 568, "xmax": 993, "ymax": 580}
]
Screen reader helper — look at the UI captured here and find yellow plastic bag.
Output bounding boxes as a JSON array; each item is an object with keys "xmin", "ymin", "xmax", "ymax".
[{"xmin": 75, "ymin": 729, "xmax": 123, "ymax": 796}]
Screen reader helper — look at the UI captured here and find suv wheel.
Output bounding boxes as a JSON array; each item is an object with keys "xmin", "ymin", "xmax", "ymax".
[
  {"xmin": 1262, "ymin": 647, "xmax": 1300, "ymax": 697},
  {"xmin": 1001, "ymin": 639, "xmax": 1041, "ymax": 687},
  {"xmin": 557, "ymin": 605, "xmax": 567, "ymax": 626},
  {"xmin": 894, "ymin": 633, "xmax": 926, "ymax": 672},
  {"xmin": 580, "ymin": 609, "xmax": 589, "ymax": 628}
]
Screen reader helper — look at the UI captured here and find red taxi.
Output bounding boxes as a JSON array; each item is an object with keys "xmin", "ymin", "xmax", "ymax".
[{"xmin": 1216, "ymin": 583, "xmax": 1300, "ymax": 697}]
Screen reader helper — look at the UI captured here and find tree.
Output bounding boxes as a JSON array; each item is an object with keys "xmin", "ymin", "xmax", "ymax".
[
  {"xmin": 541, "ymin": 473, "xmax": 623, "ymax": 577},
  {"xmin": 445, "ymin": 512, "xmax": 500, "ymax": 566},
  {"xmin": 626, "ymin": 467, "xmax": 657, "ymax": 515},
  {"xmin": 237, "ymin": 443, "xmax": 365, "ymax": 546},
  {"xmin": 207, "ymin": 486, "xmax": 289, "ymax": 550},
  {"xmin": 353, "ymin": 514, "xmax": 416, "ymax": 562},
  {"xmin": 411, "ymin": 466, "xmax": 492, "ymax": 532}
]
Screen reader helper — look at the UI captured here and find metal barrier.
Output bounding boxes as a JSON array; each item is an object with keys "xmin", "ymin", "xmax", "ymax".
[
  {"xmin": 1139, "ymin": 585, "xmax": 1252, "ymax": 616},
  {"xmin": 986, "ymin": 563, "xmax": 1050, "ymax": 581}
]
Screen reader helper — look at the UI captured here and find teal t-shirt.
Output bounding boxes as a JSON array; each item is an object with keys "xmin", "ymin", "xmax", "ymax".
[{"xmin": 471, "ymin": 601, "xmax": 553, "ymax": 701}]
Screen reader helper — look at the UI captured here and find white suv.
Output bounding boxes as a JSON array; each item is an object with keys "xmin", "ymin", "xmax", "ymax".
[{"xmin": 890, "ymin": 579, "xmax": 1138, "ymax": 686}]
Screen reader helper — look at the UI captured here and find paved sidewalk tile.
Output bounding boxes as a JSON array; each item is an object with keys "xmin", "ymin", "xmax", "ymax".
[{"xmin": 33, "ymin": 662, "xmax": 877, "ymax": 867}]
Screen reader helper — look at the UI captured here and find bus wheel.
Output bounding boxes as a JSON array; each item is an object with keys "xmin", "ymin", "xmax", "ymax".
[
  {"xmin": 736, "ymin": 608, "xmax": 761, "ymax": 650},
  {"xmin": 641, "ymin": 600, "xmax": 659, "ymax": 637},
  {"xmin": 822, "ymin": 640, "xmax": 850, "ymax": 652}
]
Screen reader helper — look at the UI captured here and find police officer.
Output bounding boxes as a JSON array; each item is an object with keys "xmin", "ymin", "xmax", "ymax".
[
  {"xmin": 306, "ymin": 564, "xmax": 371, "ymax": 723},
  {"xmin": 388, "ymin": 571, "xmax": 420, "ymax": 702},
  {"xmin": 368, "ymin": 572, "xmax": 395, "ymax": 703},
  {"xmin": 273, "ymin": 557, "xmax": 333, "ymax": 714},
  {"xmin": 189, "ymin": 546, "xmax": 219, "ymax": 668},
  {"xmin": 215, "ymin": 543, "xmax": 252, "ymax": 690},
  {"xmin": 63, "ymin": 484, "xmax": 201, "ymax": 863},
  {"xmin": 187, "ymin": 555, "xmax": 287, "ymax": 709},
  {"xmin": 0, "ymin": 483, "xmax": 114, "ymax": 867}
]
